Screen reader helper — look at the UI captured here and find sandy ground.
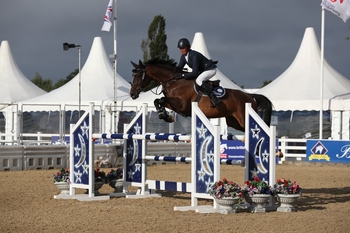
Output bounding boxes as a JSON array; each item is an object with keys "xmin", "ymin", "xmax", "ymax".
[{"xmin": 1, "ymin": 162, "xmax": 350, "ymax": 233}]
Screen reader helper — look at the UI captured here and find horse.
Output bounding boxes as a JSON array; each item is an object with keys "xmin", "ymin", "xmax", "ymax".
[{"xmin": 130, "ymin": 58, "xmax": 273, "ymax": 132}]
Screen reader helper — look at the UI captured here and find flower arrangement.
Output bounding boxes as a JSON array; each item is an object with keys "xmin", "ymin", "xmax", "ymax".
[
  {"xmin": 272, "ymin": 178, "xmax": 302, "ymax": 195},
  {"xmin": 242, "ymin": 176, "xmax": 273, "ymax": 196},
  {"xmin": 106, "ymin": 167, "xmax": 123, "ymax": 182},
  {"xmin": 53, "ymin": 168, "xmax": 70, "ymax": 183},
  {"xmin": 94, "ymin": 169, "xmax": 107, "ymax": 183},
  {"xmin": 209, "ymin": 178, "xmax": 243, "ymax": 199}
]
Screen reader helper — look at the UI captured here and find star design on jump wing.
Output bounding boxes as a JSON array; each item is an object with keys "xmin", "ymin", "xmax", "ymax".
[
  {"xmin": 127, "ymin": 144, "xmax": 133, "ymax": 155},
  {"xmin": 262, "ymin": 149, "xmax": 269, "ymax": 162},
  {"xmin": 128, "ymin": 169, "xmax": 134, "ymax": 179},
  {"xmin": 80, "ymin": 121, "xmax": 89, "ymax": 137},
  {"xmin": 250, "ymin": 168, "xmax": 258, "ymax": 178},
  {"xmin": 134, "ymin": 162, "xmax": 141, "ymax": 172},
  {"xmin": 134, "ymin": 123, "xmax": 141, "ymax": 134},
  {"xmin": 82, "ymin": 160, "xmax": 89, "ymax": 175},
  {"xmin": 197, "ymin": 168, "xmax": 205, "ymax": 182},
  {"xmin": 205, "ymin": 177, "xmax": 213, "ymax": 192},
  {"xmin": 207, "ymin": 149, "xmax": 214, "ymax": 164},
  {"xmin": 74, "ymin": 144, "xmax": 81, "ymax": 157},
  {"xmin": 251, "ymin": 124, "xmax": 260, "ymax": 139},
  {"xmin": 197, "ymin": 123, "xmax": 207, "ymax": 139},
  {"xmin": 75, "ymin": 169, "xmax": 82, "ymax": 183}
]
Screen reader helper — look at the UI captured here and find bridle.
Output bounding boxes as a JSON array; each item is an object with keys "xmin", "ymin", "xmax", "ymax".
[
  {"xmin": 131, "ymin": 68, "xmax": 146, "ymax": 93},
  {"xmin": 131, "ymin": 66, "xmax": 184, "ymax": 96}
]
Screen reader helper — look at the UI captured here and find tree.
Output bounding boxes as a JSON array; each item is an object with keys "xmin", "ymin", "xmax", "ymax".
[
  {"xmin": 261, "ymin": 80, "xmax": 272, "ymax": 87},
  {"xmin": 31, "ymin": 69, "xmax": 79, "ymax": 91},
  {"xmin": 141, "ymin": 15, "xmax": 169, "ymax": 62},
  {"xmin": 53, "ymin": 69, "xmax": 79, "ymax": 89},
  {"xmin": 31, "ymin": 72, "xmax": 53, "ymax": 92},
  {"xmin": 141, "ymin": 15, "xmax": 169, "ymax": 91}
]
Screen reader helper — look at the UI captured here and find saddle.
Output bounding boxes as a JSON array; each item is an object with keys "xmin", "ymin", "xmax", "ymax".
[{"xmin": 194, "ymin": 80, "xmax": 226, "ymax": 98}]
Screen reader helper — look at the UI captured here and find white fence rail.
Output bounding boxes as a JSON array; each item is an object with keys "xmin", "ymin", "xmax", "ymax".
[
  {"xmin": 278, "ymin": 137, "xmax": 306, "ymax": 163},
  {"xmin": 0, "ymin": 144, "xmax": 121, "ymax": 171},
  {"xmin": 0, "ymin": 137, "xmax": 308, "ymax": 171}
]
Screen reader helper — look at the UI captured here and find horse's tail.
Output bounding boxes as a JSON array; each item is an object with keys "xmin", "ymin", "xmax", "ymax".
[{"xmin": 250, "ymin": 93, "xmax": 273, "ymax": 126}]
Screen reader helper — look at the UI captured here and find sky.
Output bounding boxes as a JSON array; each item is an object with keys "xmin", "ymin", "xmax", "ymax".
[{"xmin": 1, "ymin": 0, "xmax": 349, "ymax": 89}]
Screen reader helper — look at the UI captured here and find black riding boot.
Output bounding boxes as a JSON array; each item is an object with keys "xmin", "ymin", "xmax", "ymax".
[{"xmin": 200, "ymin": 82, "xmax": 220, "ymax": 107}]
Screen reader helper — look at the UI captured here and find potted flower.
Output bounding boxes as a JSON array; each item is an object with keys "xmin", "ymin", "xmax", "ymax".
[
  {"xmin": 106, "ymin": 167, "xmax": 124, "ymax": 193},
  {"xmin": 53, "ymin": 168, "xmax": 70, "ymax": 196},
  {"xmin": 272, "ymin": 178, "xmax": 302, "ymax": 195},
  {"xmin": 53, "ymin": 168, "xmax": 70, "ymax": 183},
  {"xmin": 272, "ymin": 178, "xmax": 302, "ymax": 212},
  {"xmin": 209, "ymin": 178, "xmax": 243, "ymax": 211},
  {"xmin": 242, "ymin": 176, "xmax": 273, "ymax": 196},
  {"xmin": 242, "ymin": 176, "xmax": 274, "ymax": 212}
]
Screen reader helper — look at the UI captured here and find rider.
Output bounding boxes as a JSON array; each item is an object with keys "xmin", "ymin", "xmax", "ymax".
[{"xmin": 176, "ymin": 38, "xmax": 220, "ymax": 107}]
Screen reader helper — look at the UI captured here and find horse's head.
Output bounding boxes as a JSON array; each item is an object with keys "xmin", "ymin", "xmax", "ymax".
[{"xmin": 130, "ymin": 60, "xmax": 150, "ymax": 99}]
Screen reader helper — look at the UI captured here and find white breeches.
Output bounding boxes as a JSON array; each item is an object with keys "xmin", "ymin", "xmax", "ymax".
[{"xmin": 195, "ymin": 68, "xmax": 217, "ymax": 86}]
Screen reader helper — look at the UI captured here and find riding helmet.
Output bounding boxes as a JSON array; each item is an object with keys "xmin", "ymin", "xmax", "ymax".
[{"xmin": 177, "ymin": 38, "xmax": 191, "ymax": 48}]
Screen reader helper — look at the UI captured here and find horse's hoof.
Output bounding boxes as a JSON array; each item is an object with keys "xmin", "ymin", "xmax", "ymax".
[{"xmin": 165, "ymin": 116, "xmax": 174, "ymax": 123}]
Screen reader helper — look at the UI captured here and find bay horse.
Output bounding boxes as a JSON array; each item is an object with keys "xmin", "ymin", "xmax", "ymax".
[{"xmin": 130, "ymin": 58, "xmax": 273, "ymax": 132}]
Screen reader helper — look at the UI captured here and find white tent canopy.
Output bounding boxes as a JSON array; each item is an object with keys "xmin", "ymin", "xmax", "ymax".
[
  {"xmin": 20, "ymin": 37, "xmax": 132, "ymax": 112},
  {"xmin": 256, "ymin": 27, "xmax": 350, "ymax": 111},
  {"xmin": 0, "ymin": 40, "xmax": 47, "ymax": 140},
  {"xmin": 0, "ymin": 40, "xmax": 46, "ymax": 106}
]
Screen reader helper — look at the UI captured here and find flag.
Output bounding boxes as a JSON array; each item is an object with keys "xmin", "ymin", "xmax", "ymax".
[
  {"xmin": 321, "ymin": 0, "xmax": 350, "ymax": 22},
  {"xmin": 101, "ymin": 0, "xmax": 113, "ymax": 32}
]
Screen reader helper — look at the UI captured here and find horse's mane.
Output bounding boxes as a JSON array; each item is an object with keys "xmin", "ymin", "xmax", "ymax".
[{"xmin": 145, "ymin": 57, "xmax": 177, "ymax": 68}]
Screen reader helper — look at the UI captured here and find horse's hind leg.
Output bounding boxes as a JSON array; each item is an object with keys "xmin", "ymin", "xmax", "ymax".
[{"xmin": 225, "ymin": 116, "xmax": 245, "ymax": 132}]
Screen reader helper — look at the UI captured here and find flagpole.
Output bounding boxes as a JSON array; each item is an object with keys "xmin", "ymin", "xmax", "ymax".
[
  {"xmin": 113, "ymin": 0, "xmax": 117, "ymax": 133},
  {"xmin": 320, "ymin": 7, "xmax": 325, "ymax": 139}
]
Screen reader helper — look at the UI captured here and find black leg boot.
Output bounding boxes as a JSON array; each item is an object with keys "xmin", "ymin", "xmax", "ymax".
[{"xmin": 200, "ymin": 82, "xmax": 220, "ymax": 107}]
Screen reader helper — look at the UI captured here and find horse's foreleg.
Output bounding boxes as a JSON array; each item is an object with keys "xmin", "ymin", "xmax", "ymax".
[
  {"xmin": 154, "ymin": 98, "xmax": 174, "ymax": 123},
  {"xmin": 154, "ymin": 99, "xmax": 165, "ymax": 119}
]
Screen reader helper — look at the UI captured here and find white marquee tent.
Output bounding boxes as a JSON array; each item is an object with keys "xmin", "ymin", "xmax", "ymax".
[
  {"xmin": 7, "ymin": 36, "xmax": 157, "ymax": 138},
  {"xmin": 0, "ymin": 40, "xmax": 47, "ymax": 140},
  {"xmin": 20, "ymin": 37, "xmax": 132, "ymax": 112},
  {"xmin": 256, "ymin": 27, "xmax": 350, "ymax": 111},
  {"xmin": 0, "ymin": 40, "xmax": 47, "ymax": 105},
  {"xmin": 256, "ymin": 27, "xmax": 350, "ymax": 139}
]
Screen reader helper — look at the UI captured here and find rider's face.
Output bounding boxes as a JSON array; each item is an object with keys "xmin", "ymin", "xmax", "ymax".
[{"xmin": 179, "ymin": 47, "xmax": 189, "ymax": 55}]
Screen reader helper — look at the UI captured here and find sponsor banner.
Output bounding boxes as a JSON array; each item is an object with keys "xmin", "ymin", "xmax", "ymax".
[
  {"xmin": 306, "ymin": 139, "xmax": 350, "ymax": 163},
  {"xmin": 220, "ymin": 140, "xmax": 245, "ymax": 160}
]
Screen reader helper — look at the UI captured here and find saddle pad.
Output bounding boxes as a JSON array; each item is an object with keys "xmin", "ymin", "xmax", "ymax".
[{"xmin": 212, "ymin": 86, "xmax": 226, "ymax": 98}]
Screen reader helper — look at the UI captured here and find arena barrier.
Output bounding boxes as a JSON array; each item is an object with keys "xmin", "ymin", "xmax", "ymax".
[{"xmin": 64, "ymin": 102, "xmax": 276, "ymax": 211}]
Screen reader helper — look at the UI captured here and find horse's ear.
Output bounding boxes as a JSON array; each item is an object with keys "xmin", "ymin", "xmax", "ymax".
[
  {"xmin": 131, "ymin": 61, "xmax": 138, "ymax": 69},
  {"xmin": 138, "ymin": 60, "xmax": 145, "ymax": 68}
]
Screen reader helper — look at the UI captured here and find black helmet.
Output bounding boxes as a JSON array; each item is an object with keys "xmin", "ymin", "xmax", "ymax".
[{"xmin": 177, "ymin": 38, "xmax": 191, "ymax": 48}]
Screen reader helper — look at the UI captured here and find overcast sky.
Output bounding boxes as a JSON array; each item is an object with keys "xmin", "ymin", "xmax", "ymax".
[{"xmin": 1, "ymin": 0, "xmax": 349, "ymax": 88}]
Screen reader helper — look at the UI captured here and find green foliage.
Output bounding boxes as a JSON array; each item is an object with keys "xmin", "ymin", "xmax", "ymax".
[
  {"xmin": 140, "ymin": 15, "xmax": 169, "ymax": 90},
  {"xmin": 31, "ymin": 72, "xmax": 53, "ymax": 92},
  {"xmin": 31, "ymin": 69, "xmax": 79, "ymax": 91},
  {"xmin": 261, "ymin": 80, "xmax": 272, "ymax": 87},
  {"xmin": 141, "ymin": 15, "xmax": 169, "ymax": 62}
]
